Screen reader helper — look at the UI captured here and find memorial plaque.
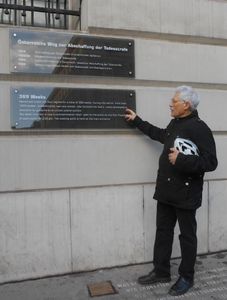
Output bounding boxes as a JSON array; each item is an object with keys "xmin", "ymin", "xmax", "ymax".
[
  {"xmin": 87, "ymin": 281, "xmax": 117, "ymax": 297},
  {"xmin": 10, "ymin": 30, "xmax": 135, "ymax": 77},
  {"xmin": 11, "ymin": 87, "xmax": 136, "ymax": 129}
]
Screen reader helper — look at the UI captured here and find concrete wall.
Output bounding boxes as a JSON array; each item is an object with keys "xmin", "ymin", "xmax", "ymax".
[
  {"xmin": 0, "ymin": 0, "xmax": 227, "ymax": 283},
  {"xmin": 82, "ymin": 0, "xmax": 227, "ymax": 39}
]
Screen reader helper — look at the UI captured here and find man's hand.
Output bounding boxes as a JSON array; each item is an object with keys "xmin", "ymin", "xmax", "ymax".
[
  {"xmin": 168, "ymin": 148, "xmax": 179, "ymax": 165},
  {"xmin": 125, "ymin": 108, "xmax": 137, "ymax": 121}
]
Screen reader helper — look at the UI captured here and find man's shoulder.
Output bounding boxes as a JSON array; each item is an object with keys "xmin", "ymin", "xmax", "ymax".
[
  {"xmin": 188, "ymin": 116, "xmax": 213, "ymax": 138},
  {"xmin": 194, "ymin": 117, "xmax": 210, "ymax": 129}
]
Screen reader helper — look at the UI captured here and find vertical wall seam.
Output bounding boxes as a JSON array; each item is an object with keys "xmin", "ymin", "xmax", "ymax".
[
  {"xmin": 68, "ymin": 189, "xmax": 73, "ymax": 272},
  {"xmin": 207, "ymin": 181, "xmax": 210, "ymax": 253},
  {"xmin": 142, "ymin": 184, "xmax": 146, "ymax": 261}
]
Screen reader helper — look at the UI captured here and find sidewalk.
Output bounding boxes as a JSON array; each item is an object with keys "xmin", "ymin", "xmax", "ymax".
[{"xmin": 0, "ymin": 251, "xmax": 227, "ymax": 300}]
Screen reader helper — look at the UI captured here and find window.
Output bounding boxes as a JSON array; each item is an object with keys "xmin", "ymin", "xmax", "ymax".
[{"xmin": 0, "ymin": 0, "xmax": 81, "ymax": 29}]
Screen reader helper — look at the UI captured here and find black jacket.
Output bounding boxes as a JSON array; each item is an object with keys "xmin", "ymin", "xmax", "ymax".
[{"xmin": 133, "ymin": 111, "xmax": 218, "ymax": 209}]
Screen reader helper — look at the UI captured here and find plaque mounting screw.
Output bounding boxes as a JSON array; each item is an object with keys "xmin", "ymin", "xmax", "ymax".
[
  {"xmin": 129, "ymin": 71, "xmax": 132, "ymax": 75},
  {"xmin": 128, "ymin": 42, "xmax": 132, "ymax": 46},
  {"xmin": 13, "ymin": 33, "xmax": 17, "ymax": 37},
  {"xmin": 14, "ymin": 90, "xmax": 18, "ymax": 94},
  {"xmin": 14, "ymin": 66, "xmax": 17, "ymax": 69},
  {"xmin": 130, "ymin": 93, "xmax": 133, "ymax": 97}
]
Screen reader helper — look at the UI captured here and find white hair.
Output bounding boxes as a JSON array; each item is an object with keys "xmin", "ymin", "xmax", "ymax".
[{"xmin": 175, "ymin": 86, "xmax": 200, "ymax": 111}]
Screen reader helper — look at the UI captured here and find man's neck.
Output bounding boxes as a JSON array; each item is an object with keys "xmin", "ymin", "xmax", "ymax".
[{"xmin": 178, "ymin": 110, "xmax": 192, "ymax": 118}]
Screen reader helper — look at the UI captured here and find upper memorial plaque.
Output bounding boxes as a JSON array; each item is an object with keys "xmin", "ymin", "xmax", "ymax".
[{"xmin": 10, "ymin": 30, "xmax": 135, "ymax": 77}]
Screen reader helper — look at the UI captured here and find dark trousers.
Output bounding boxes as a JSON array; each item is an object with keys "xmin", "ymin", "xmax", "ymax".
[{"xmin": 153, "ymin": 201, "xmax": 197, "ymax": 281}]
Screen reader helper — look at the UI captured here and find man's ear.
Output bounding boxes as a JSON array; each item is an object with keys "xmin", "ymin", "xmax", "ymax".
[{"xmin": 184, "ymin": 101, "xmax": 191, "ymax": 111}]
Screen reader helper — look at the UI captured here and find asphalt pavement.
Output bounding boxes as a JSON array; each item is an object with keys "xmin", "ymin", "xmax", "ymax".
[{"xmin": 1, "ymin": 251, "xmax": 227, "ymax": 300}]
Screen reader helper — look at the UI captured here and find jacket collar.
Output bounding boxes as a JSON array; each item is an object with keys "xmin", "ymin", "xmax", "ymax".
[{"xmin": 174, "ymin": 110, "xmax": 199, "ymax": 121}]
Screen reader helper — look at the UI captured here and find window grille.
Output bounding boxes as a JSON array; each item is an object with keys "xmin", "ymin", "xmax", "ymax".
[{"xmin": 0, "ymin": 0, "xmax": 81, "ymax": 29}]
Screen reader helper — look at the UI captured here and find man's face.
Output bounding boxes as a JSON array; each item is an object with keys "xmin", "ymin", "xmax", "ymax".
[{"xmin": 169, "ymin": 92, "xmax": 190, "ymax": 118}]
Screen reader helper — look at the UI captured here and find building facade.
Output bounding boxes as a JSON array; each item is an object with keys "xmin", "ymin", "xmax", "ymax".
[{"xmin": 0, "ymin": 0, "xmax": 226, "ymax": 283}]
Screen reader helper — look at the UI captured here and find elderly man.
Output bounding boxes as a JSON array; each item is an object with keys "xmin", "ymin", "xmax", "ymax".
[{"xmin": 125, "ymin": 86, "xmax": 217, "ymax": 296}]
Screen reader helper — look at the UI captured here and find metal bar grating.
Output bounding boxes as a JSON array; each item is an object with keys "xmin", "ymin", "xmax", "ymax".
[{"xmin": 0, "ymin": 0, "xmax": 81, "ymax": 29}]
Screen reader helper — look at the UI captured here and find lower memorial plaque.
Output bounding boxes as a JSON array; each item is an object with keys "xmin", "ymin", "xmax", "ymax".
[{"xmin": 11, "ymin": 87, "xmax": 136, "ymax": 129}]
